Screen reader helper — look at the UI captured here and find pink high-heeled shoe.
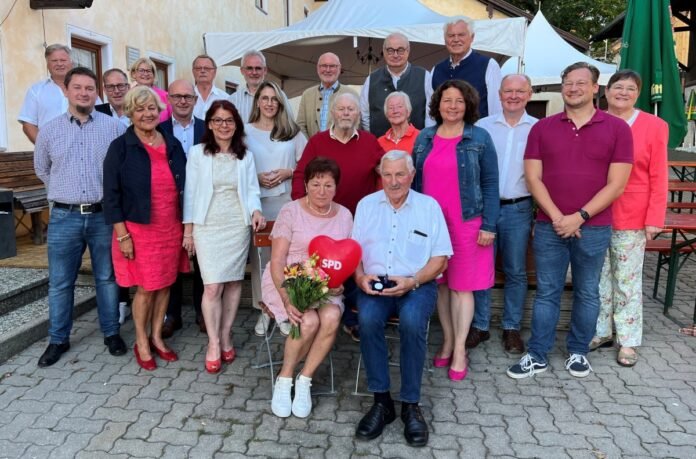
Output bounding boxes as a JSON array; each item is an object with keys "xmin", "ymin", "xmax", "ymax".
[{"xmin": 433, "ymin": 354, "xmax": 452, "ymax": 368}]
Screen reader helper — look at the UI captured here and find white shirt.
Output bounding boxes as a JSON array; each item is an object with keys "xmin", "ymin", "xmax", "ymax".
[
  {"xmin": 245, "ymin": 123, "xmax": 307, "ymax": 198},
  {"xmin": 448, "ymin": 50, "xmax": 503, "ymax": 116},
  {"xmin": 359, "ymin": 64, "xmax": 435, "ymax": 131},
  {"xmin": 476, "ymin": 111, "xmax": 538, "ymax": 200},
  {"xmin": 18, "ymin": 78, "xmax": 68, "ymax": 128},
  {"xmin": 172, "ymin": 117, "xmax": 195, "ymax": 156},
  {"xmin": 352, "ymin": 189, "xmax": 452, "ymax": 276},
  {"xmin": 193, "ymin": 85, "xmax": 228, "ymax": 119},
  {"xmin": 107, "ymin": 104, "xmax": 131, "ymax": 127}
]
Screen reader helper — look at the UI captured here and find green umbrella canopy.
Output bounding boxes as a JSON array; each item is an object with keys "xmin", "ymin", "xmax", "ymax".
[{"xmin": 620, "ymin": 0, "xmax": 687, "ymax": 147}]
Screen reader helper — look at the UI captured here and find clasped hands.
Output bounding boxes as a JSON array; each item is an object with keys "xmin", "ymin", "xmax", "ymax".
[
  {"xmin": 357, "ymin": 274, "xmax": 415, "ymax": 297},
  {"xmin": 258, "ymin": 169, "xmax": 289, "ymax": 189},
  {"xmin": 552, "ymin": 213, "xmax": 584, "ymax": 238}
]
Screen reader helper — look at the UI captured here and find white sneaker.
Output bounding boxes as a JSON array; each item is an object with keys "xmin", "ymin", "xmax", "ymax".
[
  {"xmin": 292, "ymin": 374, "xmax": 312, "ymax": 418},
  {"xmin": 118, "ymin": 302, "xmax": 129, "ymax": 325},
  {"xmin": 254, "ymin": 311, "xmax": 271, "ymax": 336},
  {"xmin": 278, "ymin": 320, "xmax": 292, "ymax": 336},
  {"xmin": 271, "ymin": 376, "xmax": 293, "ymax": 417}
]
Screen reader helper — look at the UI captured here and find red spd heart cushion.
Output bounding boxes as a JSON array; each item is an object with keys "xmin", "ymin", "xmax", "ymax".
[{"xmin": 308, "ymin": 236, "xmax": 362, "ymax": 288}]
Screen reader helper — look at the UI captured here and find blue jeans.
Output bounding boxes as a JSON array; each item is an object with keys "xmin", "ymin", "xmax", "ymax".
[
  {"xmin": 473, "ymin": 198, "xmax": 533, "ymax": 330},
  {"xmin": 527, "ymin": 222, "xmax": 611, "ymax": 363},
  {"xmin": 47, "ymin": 207, "xmax": 119, "ymax": 343},
  {"xmin": 358, "ymin": 281, "xmax": 437, "ymax": 403}
]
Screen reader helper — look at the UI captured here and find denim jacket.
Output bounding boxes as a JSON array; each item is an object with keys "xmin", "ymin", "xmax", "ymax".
[{"xmin": 412, "ymin": 124, "xmax": 500, "ymax": 233}]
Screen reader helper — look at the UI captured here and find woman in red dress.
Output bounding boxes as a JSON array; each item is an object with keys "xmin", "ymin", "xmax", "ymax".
[{"xmin": 103, "ymin": 85, "xmax": 189, "ymax": 371}]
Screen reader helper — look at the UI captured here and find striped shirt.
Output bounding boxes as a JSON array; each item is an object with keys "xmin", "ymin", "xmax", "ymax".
[{"xmin": 34, "ymin": 111, "xmax": 126, "ymax": 204}]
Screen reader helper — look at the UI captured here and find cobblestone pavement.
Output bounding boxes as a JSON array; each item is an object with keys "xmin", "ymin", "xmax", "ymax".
[{"xmin": 0, "ymin": 256, "xmax": 695, "ymax": 459}]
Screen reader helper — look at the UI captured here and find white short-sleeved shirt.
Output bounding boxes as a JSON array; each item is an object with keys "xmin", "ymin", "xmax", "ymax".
[
  {"xmin": 352, "ymin": 189, "xmax": 452, "ymax": 276},
  {"xmin": 18, "ymin": 78, "xmax": 68, "ymax": 128}
]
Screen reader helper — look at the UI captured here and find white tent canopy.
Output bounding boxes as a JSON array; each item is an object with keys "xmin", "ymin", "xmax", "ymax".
[
  {"xmin": 204, "ymin": 0, "xmax": 526, "ymax": 97},
  {"xmin": 501, "ymin": 11, "xmax": 616, "ymax": 86}
]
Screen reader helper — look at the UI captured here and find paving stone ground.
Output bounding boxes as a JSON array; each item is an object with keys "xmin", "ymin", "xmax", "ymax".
[{"xmin": 0, "ymin": 254, "xmax": 695, "ymax": 458}]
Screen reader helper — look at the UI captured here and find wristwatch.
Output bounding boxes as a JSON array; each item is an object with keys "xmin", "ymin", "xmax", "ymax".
[{"xmin": 578, "ymin": 208, "xmax": 590, "ymax": 221}]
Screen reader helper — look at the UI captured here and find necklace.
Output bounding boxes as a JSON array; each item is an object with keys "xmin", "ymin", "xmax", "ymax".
[
  {"xmin": 306, "ymin": 196, "xmax": 332, "ymax": 216},
  {"xmin": 139, "ymin": 131, "xmax": 159, "ymax": 146}
]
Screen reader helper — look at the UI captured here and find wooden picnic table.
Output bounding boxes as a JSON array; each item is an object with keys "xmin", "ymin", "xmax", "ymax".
[
  {"xmin": 668, "ymin": 148, "xmax": 696, "ymax": 181},
  {"xmin": 658, "ymin": 211, "xmax": 696, "ymax": 322}
]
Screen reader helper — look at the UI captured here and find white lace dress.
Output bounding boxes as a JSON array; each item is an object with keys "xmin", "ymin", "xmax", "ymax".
[{"xmin": 193, "ymin": 153, "xmax": 250, "ymax": 284}]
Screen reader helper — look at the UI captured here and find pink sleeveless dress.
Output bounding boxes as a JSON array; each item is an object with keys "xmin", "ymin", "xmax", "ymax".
[
  {"xmin": 112, "ymin": 143, "xmax": 189, "ymax": 291},
  {"xmin": 423, "ymin": 135, "xmax": 494, "ymax": 291}
]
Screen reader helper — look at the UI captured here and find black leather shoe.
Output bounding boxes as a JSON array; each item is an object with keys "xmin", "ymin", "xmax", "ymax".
[
  {"xmin": 465, "ymin": 327, "xmax": 490, "ymax": 349},
  {"xmin": 38, "ymin": 342, "xmax": 70, "ymax": 368},
  {"xmin": 356, "ymin": 401, "xmax": 396, "ymax": 440},
  {"xmin": 401, "ymin": 403, "xmax": 429, "ymax": 447},
  {"xmin": 104, "ymin": 334, "xmax": 127, "ymax": 356},
  {"xmin": 161, "ymin": 317, "xmax": 183, "ymax": 339}
]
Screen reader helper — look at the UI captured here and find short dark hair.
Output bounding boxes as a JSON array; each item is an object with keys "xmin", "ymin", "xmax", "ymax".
[
  {"xmin": 607, "ymin": 69, "xmax": 642, "ymax": 92},
  {"xmin": 561, "ymin": 62, "xmax": 600, "ymax": 84},
  {"xmin": 64, "ymin": 67, "xmax": 97, "ymax": 87},
  {"xmin": 304, "ymin": 157, "xmax": 341, "ymax": 187},
  {"xmin": 429, "ymin": 79, "xmax": 480, "ymax": 125},
  {"xmin": 102, "ymin": 68, "xmax": 128, "ymax": 82},
  {"xmin": 193, "ymin": 54, "xmax": 217, "ymax": 68},
  {"xmin": 202, "ymin": 100, "xmax": 247, "ymax": 159}
]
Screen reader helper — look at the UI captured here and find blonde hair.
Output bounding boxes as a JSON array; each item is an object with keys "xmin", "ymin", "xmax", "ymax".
[
  {"xmin": 129, "ymin": 57, "xmax": 158, "ymax": 85},
  {"xmin": 248, "ymin": 81, "xmax": 300, "ymax": 142},
  {"xmin": 124, "ymin": 86, "xmax": 165, "ymax": 118}
]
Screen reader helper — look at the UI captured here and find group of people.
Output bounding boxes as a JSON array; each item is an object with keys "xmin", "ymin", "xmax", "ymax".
[{"xmin": 24, "ymin": 16, "xmax": 668, "ymax": 448}]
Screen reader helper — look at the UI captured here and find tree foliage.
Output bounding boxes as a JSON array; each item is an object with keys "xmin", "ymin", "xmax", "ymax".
[{"xmin": 505, "ymin": 0, "xmax": 627, "ymax": 58}]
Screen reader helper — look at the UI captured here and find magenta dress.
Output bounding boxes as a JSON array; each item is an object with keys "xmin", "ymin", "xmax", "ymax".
[
  {"xmin": 261, "ymin": 200, "xmax": 353, "ymax": 322},
  {"xmin": 423, "ymin": 135, "xmax": 494, "ymax": 291},
  {"xmin": 112, "ymin": 143, "xmax": 189, "ymax": 291}
]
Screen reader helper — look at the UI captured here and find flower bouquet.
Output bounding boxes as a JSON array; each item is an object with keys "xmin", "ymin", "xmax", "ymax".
[{"xmin": 282, "ymin": 253, "xmax": 330, "ymax": 339}]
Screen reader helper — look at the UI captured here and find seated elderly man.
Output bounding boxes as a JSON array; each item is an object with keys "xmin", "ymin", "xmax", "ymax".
[{"xmin": 352, "ymin": 150, "xmax": 452, "ymax": 447}]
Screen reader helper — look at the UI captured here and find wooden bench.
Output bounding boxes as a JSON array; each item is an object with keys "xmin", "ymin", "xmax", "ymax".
[{"xmin": 0, "ymin": 151, "xmax": 47, "ymax": 244}]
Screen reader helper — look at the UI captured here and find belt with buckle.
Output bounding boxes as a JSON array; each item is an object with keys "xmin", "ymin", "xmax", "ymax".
[
  {"xmin": 499, "ymin": 196, "xmax": 531, "ymax": 206},
  {"xmin": 53, "ymin": 202, "xmax": 103, "ymax": 214}
]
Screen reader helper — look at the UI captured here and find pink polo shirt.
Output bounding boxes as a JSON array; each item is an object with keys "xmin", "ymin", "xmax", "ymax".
[{"xmin": 524, "ymin": 109, "xmax": 633, "ymax": 226}]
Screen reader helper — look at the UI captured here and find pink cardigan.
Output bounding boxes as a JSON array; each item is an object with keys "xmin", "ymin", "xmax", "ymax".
[
  {"xmin": 611, "ymin": 110, "xmax": 668, "ymax": 230},
  {"xmin": 151, "ymin": 86, "xmax": 173, "ymax": 123}
]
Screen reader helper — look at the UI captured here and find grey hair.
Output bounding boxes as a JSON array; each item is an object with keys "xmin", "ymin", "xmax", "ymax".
[
  {"xmin": 103, "ymin": 68, "xmax": 128, "ymax": 82},
  {"xmin": 500, "ymin": 73, "xmax": 533, "ymax": 90},
  {"xmin": 241, "ymin": 50, "xmax": 267, "ymax": 67},
  {"xmin": 383, "ymin": 91, "xmax": 412, "ymax": 116},
  {"xmin": 443, "ymin": 17, "xmax": 475, "ymax": 36},
  {"xmin": 380, "ymin": 150, "xmax": 415, "ymax": 173},
  {"xmin": 383, "ymin": 32, "xmax": 410, "ymax": 49},
  {"xmin": 45, "ymin": 43, "xmax": 72, "ymax": 59},
  {"xmin": 331, "ymin": 91, "xmax": 359, "ymax": 111}
]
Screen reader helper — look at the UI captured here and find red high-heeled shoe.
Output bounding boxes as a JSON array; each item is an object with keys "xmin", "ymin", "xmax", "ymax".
[
  {"xmin": 149, "ymin": 339, "xmax": 178, "ymax": 362},
  {"xmin": 134, "ymin": 344, "xmax": 156, "ymax": 371},
  {"xmin": 221, "ymin": 348, "xmax": 236, "ymax": 363},
  {"xmin": 205, "ymin": 358, "xmax": 222, "ymax": 374}
]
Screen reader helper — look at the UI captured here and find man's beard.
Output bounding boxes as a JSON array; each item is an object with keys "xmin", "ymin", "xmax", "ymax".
[{"xmin": 75, "ymin": 104, "xmax": 92, "ymax": 115}]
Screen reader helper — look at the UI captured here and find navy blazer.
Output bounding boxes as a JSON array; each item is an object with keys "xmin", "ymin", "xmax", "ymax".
[
  {"xmin": 94, "ymin": 103, "xmax": 112, "ymax": 116},
  {"xmin": 159, "ymin": 116, "xmax": 206, "ymax": 147},
  {"xmin": 103, "ymin": 125, "xmax": 187, "ymax": 225}
]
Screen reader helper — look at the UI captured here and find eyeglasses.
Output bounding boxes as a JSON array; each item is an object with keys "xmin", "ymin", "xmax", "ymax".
[
  {"xmin": 243, "ymin": 66, "xmax": 264, "ymax": 72},
  {"xmin": 385, "ymin": 47, "xmax": 408, "ymax": 56},
  {"xmin": 169, "ymin": 94, "xmax": 196, "ymax": 102},
  {"xmin": 319, "ymin": 64, "xmax": 339, "ymax": 70},
  {"xmin": 104, "ymin": 83, "xmax": 129, "ymax": 92},
  {"xmin": 210, "ymin": 117, "xmax": 235, "ymax": 127},
  {"xmin": 193, "ymin": 66, "xmax": 216, "ymax": 72},
  {"xmin": 259, "ymin": 95, "xmax": 279, "ymax": 105},
  {"xmin": 562, "ymin": 80, "xmax": 591, "ymax": 88},
  {"xmin": 610, "ymin": 85, "xmax": 639, "ymax": 93},
  {"xmin": 136, "ymin": 68, "xmax": 154, "ymax": 75}
]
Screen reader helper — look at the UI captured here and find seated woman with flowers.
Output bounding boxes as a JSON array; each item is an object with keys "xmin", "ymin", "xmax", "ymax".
[{"xmin": 261, "ymin": 157, "xmax": 353, "ymax": 418}]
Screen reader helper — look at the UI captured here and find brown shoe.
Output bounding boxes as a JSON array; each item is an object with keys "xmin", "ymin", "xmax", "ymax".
[
  {"xmin": 465, "ymin": 328, "xmax": 490, "ymax": 349},
  {"xmin": 502, "ymin": 330, "xmax": 524, "ymax": 354},
  {"xmin": 161, "ymin": 317, "xmax": 182, "ymax": 339}
]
